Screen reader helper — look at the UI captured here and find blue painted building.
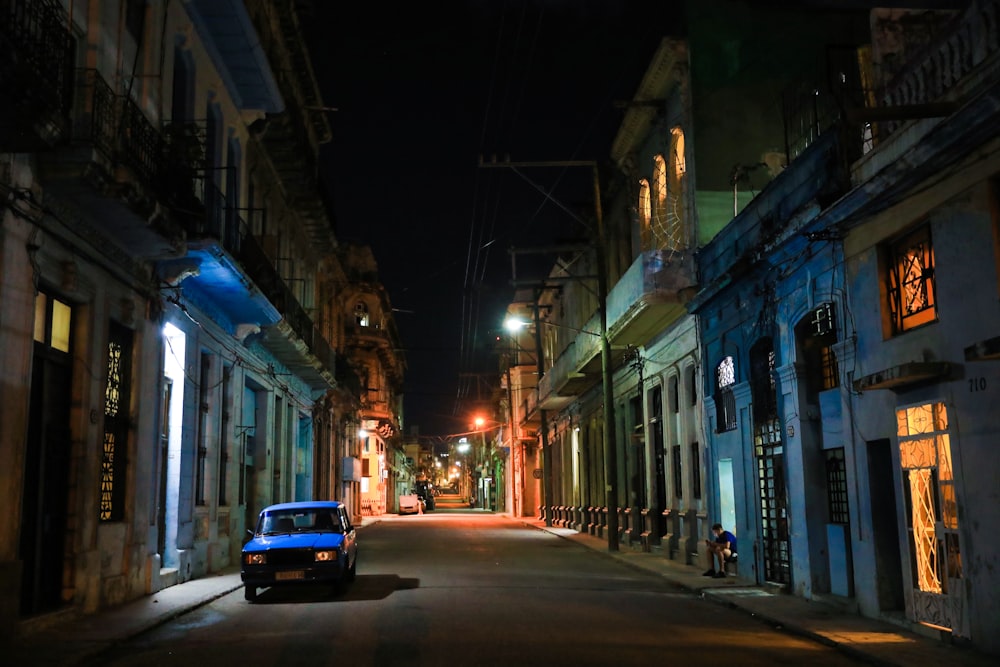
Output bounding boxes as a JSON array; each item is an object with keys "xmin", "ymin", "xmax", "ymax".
[{"xmin": 692, "ymin": 0, "xmax": 1000, "ymax": 654}]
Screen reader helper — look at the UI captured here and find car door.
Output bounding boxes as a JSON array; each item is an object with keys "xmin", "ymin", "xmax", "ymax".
[{"xmin": 338, "ymin": 507, "xmax": 357, "ymax": 564}]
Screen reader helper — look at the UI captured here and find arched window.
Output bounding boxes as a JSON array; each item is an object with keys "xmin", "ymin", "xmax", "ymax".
[
  {"xmin": 354, "ymin": 301, "xmax": 370, "ymax": 327},
  {"xmin": 638, "ymin": 179, "xmax": 651, "ymax": 249},
  {"xmin": 651, "ymin": 128, "xmax": 687, "ymax": 252}
]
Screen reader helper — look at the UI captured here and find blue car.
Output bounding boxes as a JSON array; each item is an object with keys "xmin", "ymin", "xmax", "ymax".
[{"xmin": 241, "ymin": 501, "xmax": 358, "ymax": 602}]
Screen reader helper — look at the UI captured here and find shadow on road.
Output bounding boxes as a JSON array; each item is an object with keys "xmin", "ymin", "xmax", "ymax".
[{"xmin": 251, "ymin": 574, "xmax": 420, "ymax": 604}]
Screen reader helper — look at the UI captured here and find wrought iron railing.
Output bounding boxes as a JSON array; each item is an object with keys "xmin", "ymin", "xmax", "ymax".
[
  {"xmin": 878, "ymin": 0, "xmax": 999, "ymax": 138},
  {"xmin": 0, "ymin": 0, "xmax": 76, "ymax": 147},
  {"xmin": 69, "ymin": 69, "xmax": 163, "ymax": 188}
]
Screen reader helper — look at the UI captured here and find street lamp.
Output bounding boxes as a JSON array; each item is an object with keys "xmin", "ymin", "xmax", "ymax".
[
  {"xmin": 484, "ymin": 158, "xmax": 618, "ymax": 551},
  {"xmin": 504, "ymin": 317, "xmax": 601, "ymax": 338}
]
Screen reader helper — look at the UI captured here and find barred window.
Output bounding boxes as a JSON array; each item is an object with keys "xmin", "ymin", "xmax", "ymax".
[
  {"xmin": 799, "ymin": 303, "xmax": 839, "ymax": 400},
  {"xmin": 886, "ymin": 224, "xmax": 936, "ymax": 334},
  {"xmin": 715, "ymin": 356, "xmax": 737, "ymax": 432},
  {"xmin": 825, "ymin": 448, "xmax": 849, "ymax": 524}
]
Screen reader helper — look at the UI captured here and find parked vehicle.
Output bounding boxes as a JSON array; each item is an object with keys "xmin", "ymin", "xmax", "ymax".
[
  {"xmin": 415, "ymin": 481, "xmax": 435, "ymax": 510},
  {"xmin": 398, "ymin": 493, "xmax": 424, "ymax": 515},
  {"xmin": 241, "ymin": 501, "xmax": 358, "ymax": 602}
]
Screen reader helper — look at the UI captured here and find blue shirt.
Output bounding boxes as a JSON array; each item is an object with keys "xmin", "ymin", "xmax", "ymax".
[{"xmin": 716, "ymin": 530, "xmax": 737, "ymax": 553}]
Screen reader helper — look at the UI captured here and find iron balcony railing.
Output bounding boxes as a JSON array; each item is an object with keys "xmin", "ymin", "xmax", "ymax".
[
  {"xmin": 70, "ymin": 69, "xmax": 162, "ymax": 189},
  {"xmin": 0, "ymin": 0, "xmax": 75, "ymax": 149}
]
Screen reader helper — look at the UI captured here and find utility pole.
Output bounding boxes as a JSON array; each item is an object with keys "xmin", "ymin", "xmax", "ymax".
[
  {"xmin": 531, "ymin": 293, "xmax": 553, "ymax": 527},
  {"xmin": 481, "ymin": 157, "xmax": 619, "ymax": 551}
]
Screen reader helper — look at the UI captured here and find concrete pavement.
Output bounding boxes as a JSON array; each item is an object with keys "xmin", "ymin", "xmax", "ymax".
[
  {"xmin": 6, "ymin": 513, "xmax": 995, "ymax": 666},
  {"xmin": 524, "ymin": 518, "xmax": 995, "ymax": 667}
]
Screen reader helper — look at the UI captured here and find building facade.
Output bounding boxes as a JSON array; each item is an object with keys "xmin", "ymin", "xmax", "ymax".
[
  {"xmin": 1, "ymin": 0, "xmax": 402, "ymax": 633},
  {"xmin": 499, "ymin": 0, "xmax": 1000, "ymax": 655}
]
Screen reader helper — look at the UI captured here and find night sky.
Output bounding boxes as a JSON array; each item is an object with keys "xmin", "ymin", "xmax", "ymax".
[{"xmin": 304, "ymin": 1, "xmax": 674, "ymax": 439}]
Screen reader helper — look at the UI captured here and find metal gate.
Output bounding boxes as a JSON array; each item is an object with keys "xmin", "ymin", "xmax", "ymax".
[
  {"xmin": 896, "ymin": 401, "xmax": 966, "ymax": 635},
  {"xmin": 750, "ymin": 338, "xmax": 790, "ymax": 586},
  {"xmin": 755, "ymin": 417, "xmax": 790, "ymax": 584}
]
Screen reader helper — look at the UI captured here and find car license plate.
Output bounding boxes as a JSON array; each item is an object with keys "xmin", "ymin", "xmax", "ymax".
[{"xmin": 276, "ymin": 570, "xmax": 304, "ymax": 581}]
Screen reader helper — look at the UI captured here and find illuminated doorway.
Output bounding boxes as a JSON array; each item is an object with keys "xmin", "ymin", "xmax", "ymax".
[
  {"xmin": 160, "ymin": 323, "xmax": 186, "ymax": 569},
  {"xmin": 896, "ymin": 402, "xmax": 965, "ymax": 634}
]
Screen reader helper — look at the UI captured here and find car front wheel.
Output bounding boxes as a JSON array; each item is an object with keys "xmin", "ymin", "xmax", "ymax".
[{"xmin": 244, "ymin": 585, "xmax": 257, "ymax": 602}]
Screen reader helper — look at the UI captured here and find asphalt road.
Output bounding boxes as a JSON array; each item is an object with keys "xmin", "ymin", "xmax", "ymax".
[{"xmin": 86, "ymin": 513, "xmax": 861, "ymax": 666}]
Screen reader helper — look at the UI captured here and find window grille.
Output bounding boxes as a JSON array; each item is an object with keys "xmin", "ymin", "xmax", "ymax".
[
  {"xmin": 101, "ymin": 322, "xmax": 132, "ymax": 522},
  {"xmin": 825, "ymin": 448, "xmax": 849, "ymax": 524},
  {"xmin": 715, "ymin": 356, "xmax": 737, "ymax": 432},
  {"xmin": 887, "ymin": 225, "xmax": 936, "ymax": 333}
]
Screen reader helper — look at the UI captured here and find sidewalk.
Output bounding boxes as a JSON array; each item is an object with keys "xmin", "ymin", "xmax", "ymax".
[
  {"xmin": 6, "ymin": 516, "xmax": 382, "ymax": 667},
  {"xmin": 6, "ymin": 515, "xmax": 994, "ymax": 666},
  {"xmin": 523, "ymin": 518, "xmax": 994, "ymax": 667}
]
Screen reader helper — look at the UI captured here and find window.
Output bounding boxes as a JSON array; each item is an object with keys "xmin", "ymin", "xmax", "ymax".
[
  {"xmin": 34, "ymin": 292, "xmax": 73, "ymax": 352},
  {"xmin": 195, "ymin": 353, "xmax": 210, "ymax": 506},
  {"xmin": 750, "ymin": 339, "xmax": 778, "ymax": 423},
  {"xmin": 218, "ymin": 364, "xmax": 231, "ymax": 506},
  {"xmin": 687, "ymin": 365, "xmax": 697, "ymax": 406},
  {"xmin": 638, "ymin": 179, "xmax": 651, "ymax": 249},
  {"xmin": 101, "ymin": 322, "xmax": 132, "ymax": 522},
  {"xmin": 355, "ymin": 301, "xmax": 370, "ymax": 327},
  {"xmin": 672, "ymin": 445, "xmax": 683, "ymax": 499},
  {"xmin": 715, "ymin": 356, "xmax": 737, "ymax": 432},
  {"xmin": 825, "ymin": 448, "xmax": 849, "ymax": 524},
  {"xmin": 799, "ymin": 303, "xmax": 839, "ymax": 401},
  {"xmin": 886, "ymin": 224, "xmax": 936, "ymax": 334},
  {"xmin": 125, "ymin": 0, "xmax": 146, "ymax": 42},
  {"xmin": 691, "ymin": 442, "xmax": 702, "ymax": 500}
]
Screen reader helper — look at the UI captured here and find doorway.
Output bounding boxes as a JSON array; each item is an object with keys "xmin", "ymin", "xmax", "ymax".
[
  {"xmin": 20, "ymin": 293, "xmax": 74, "ymax": 616},
  {"xmin": 867, "ymin": 438, "xmax": 904, "ymax": 612}
]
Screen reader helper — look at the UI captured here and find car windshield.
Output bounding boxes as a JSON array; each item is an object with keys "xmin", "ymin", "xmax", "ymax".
[{"xmin": 258, "ymin": 509, "xmax": 342, "ymax": 535}]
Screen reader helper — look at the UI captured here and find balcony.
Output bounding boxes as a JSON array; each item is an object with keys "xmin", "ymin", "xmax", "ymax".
[
  {"xmin": 535, "ymin": 249, "xmax": 695, "ymax": 409},
  {"xmin": 0, "ymin": 0, "xmax": 75, "ymax": 151},
  {"xmin": 37, "ymin": 69, "xmax": 188, "ymax": 260},
  {"xmin": 606, "ymin": 249, "xmax": 696, "ymax": 346},
  {"xmin": 173, "ymin": 205, "xmax": 335, "ymax": 391}
]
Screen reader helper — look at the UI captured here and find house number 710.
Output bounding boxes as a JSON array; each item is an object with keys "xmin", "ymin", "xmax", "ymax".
[{"xmin": 969, "ymin": 377, "xmax": 987, "ymax": 392}]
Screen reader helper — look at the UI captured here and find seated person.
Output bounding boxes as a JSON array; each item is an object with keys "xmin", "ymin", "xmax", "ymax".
[{"xmin": 703, "ymin": 523, "xmax": 737, "ymax": 578}]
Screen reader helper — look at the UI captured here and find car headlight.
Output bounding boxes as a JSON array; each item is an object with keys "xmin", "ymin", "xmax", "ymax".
[
  {"xmin": 244, "ymin": 552, "xmax": 266, "ymax": 565},
  {"xmin": 314, "ymin": 549, "xmax": 338, "ymax": 562}
]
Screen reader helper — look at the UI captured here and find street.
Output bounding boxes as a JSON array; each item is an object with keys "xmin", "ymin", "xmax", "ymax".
[{"xmin": 80, "ymin": 512, "xmax": 858, "ymax": 666}]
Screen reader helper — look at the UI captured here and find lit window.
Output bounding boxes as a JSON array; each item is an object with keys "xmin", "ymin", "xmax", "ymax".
[
  {"xmin": 34, "ymin": 292, "xmax": 73, "ymax": 353},
  {"xmin": 654, "ymin": 154, "xmax": 667, "ymax": 219},
  {"xmin": 886, "ymin": 225, "xmax": 936, "ymax": 334},
  {"xmin": 671, "ymin": 127, "xmax": 686, "ymax": 177},
  {"xmin": 101, "ymin": 322, "xmax": 132, "ymax": 522},
  {"xmin": 355, "ymin": 301, "xmax": 370, "ymax": 327},
  {"xmin": 715, "ymin": 356, "xmax": 737, "ymax": 432},
  {"xmin": 638, "ymin": 179, "xmax": 651, "ymax": 249}
]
